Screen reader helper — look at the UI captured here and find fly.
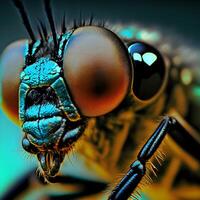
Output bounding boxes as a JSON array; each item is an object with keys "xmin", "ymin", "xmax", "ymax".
[{"xmin": 1, "ymin": 0, "xmax": 200, "ymax": 199}]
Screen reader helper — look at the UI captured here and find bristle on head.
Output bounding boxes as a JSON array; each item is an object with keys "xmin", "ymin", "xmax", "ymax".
[
  {"xmin": 39, "ymin": 20, "xmax": 48, "ymax": 41},
  {"xmin": 61, "ymin": 13, "xmax": 66, "ymax": 33},
  {"xmin": 37, "ymin": 24, "xmax": 44, "ymax": 42},
  {"xmin": 73, "ymin": 19, "xmax": 77, "ymax": 29},
  {"xmin": 89, "ymin": 14, "xmax": 94, "ymax": 25}
]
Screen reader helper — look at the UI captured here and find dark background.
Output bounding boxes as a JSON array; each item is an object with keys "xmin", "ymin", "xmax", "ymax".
[{"xmin": 0, "ymin": 0, "xmax": 200, "ymax": 53}]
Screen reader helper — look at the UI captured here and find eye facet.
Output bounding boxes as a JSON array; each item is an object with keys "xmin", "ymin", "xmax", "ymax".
[
  {"xmin": 1, "ymin": 40, "xmax": 28, "ymax": 124},
  {"xmin": 63, "ymin": 26, "xmax": 132, "ymax": 117},
  {"xmin": 128, "ymin": 42, "xmax": 166, "ymax": 101}
]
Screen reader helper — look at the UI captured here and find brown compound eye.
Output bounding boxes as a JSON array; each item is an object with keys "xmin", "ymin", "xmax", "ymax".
[
  {"xmin": 63, "ymin": 26, "xmax": 132, "ymax": 117},
  {"xmin": 1, "ymin": 40, "xmax": 28, "ymax": 124}
]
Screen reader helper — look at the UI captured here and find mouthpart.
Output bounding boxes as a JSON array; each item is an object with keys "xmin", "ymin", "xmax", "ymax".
[
  {"xmin": 37, "ymin": 151, "xmax": 65, "ymax": 177},
  {"xmin": 22, "ymin": 123, "xmax": 86, "ymax": 177}
]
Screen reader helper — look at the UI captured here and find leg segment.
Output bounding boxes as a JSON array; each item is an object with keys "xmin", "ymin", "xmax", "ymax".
[
  {"xmin": 108, "ymin": 116, "xmax": 200, "ymax": 200},
  {"xmin": 1, "ymin": 169, "xmax": 107, "ymax": 200}
]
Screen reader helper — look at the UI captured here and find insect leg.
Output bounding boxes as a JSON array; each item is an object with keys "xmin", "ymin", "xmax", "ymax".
[
  {"xmin": 1, "ymin": 169, "xmax": 39, "ymax": 200},
  {"xmin": 108, "ymin": 116, "xmax": 171, "ymax": 200},
  {"xmin": 167, "ymin": 113, "xmax": 200, "ymax": 162},
  {"xmin": 108, "ymin": 116, "xmax": 200, "ymax": 200}
]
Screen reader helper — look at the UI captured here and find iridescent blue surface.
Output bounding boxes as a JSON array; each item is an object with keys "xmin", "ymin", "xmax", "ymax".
[
  {"xmin": 20, "ymin": 58, "xmax": 61, "ymax": 87},
  {"xmin": 23, "ymin": 116, "xmax": 63, "ymax": 138}
]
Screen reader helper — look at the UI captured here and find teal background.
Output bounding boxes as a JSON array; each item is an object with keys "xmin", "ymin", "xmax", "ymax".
[{"xmin": 0, "ymin": 110, "xmax": 36, "ymax": 195}]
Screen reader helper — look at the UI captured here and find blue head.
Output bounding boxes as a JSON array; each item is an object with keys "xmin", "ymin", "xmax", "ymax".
[{"xmin": 19, "ymin": 34, "xmax": 86, "ymax": 177}]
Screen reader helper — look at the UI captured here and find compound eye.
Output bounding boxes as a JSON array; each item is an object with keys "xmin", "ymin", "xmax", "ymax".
[
  {"xmin": 128, "ymin": 42, "xmax": 166, "ymax": 100},
  {"xmin": 63, "ymin": 26, "xmax": 131, "ymax": 117},
  {"xmin": 1, "ymin": 40, "xmax": 28, "ymax": 124}
]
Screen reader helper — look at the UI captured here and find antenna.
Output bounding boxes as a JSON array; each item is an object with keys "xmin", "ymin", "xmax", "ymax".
[
  {"xmin": 13, "ymin": 0, "xmax": 36, "ymax": 42},
  {"xmin": 44, "ymin": 0, "xmax": 58, "ymax": 51}
]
